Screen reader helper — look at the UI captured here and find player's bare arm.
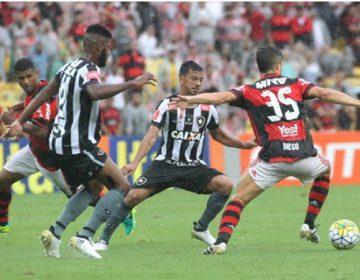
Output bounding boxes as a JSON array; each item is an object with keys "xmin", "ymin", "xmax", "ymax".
[
  {"xmin": 210, "ymin": 127, "xmax": 257, "ymax": 149},
  {"xmin": 169, "ymin": 91, "xmax": 236, "ymax": 110},
  {"xmin": 0, "ymin": 80, "xmax": 59, "ymax": 139},
  {"xmin": 121, "ymin": 125, "xmax": 160, "ymax": 176},
  {"xmin": 308, "ymin": 86, "xmax": 360, "ymax": 108},
  {"xmin": 86, "ymin": 73, "xmax": 157, "ymax": 100},
  {"xmin": 23, "ymin": 121, "xmax": 48, "ymax": 138}
]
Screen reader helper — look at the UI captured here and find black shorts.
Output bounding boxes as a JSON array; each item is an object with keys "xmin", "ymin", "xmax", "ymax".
[
  {"xmin": 54, "ymin": 145, "xmax": 108, "ymax": 189},
  {"xmin": 133, "ymin": 160, "xmax": 223, "ymax": 194}
]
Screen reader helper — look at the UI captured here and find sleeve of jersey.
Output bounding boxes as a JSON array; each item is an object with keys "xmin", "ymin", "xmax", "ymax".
[
  {"xmin": 229, "ymin": 86, "xmax": 246, "ymax": 108},
  {"xmin": 54, "ymin": 63, "xmax": 69, "ymax": 83},
  {"xmin": 82, "ymin": 64, "xmax": 101, "ymax": 87},
  {"xmin": 207, "ymin": 106, "xmax": 220, "ymax": 130},
  {"xmin": 151, "ymin": 99, "xmax": 168, "ymax": 128},
  {"xmin": 298, "ymin": 78, "xmax": 316, "ymax": 100}
]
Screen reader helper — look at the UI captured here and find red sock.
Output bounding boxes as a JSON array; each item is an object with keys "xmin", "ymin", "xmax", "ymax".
[
  {"xmin": 0, "ymin": 190, "xmax": 12, "ymax": 226},
  {"xmin": 217, "ymin": 199, "xmax": 243, "ymax": 244},
  {"xmin": 304, "ymin": 175, "xmax": 330, "ymax": 229}
]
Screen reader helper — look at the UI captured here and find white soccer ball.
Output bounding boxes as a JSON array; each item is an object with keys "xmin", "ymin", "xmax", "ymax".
[{"xmin": 328, "ymin": 219, "xmax": 360, "ymax": 250}]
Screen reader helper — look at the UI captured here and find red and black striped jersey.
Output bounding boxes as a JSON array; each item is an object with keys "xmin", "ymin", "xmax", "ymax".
[
  {"xmin": 24, "ymin": 80, "xmax": 58, "ymax": 170},
  {"xmin": 230, "ymin": 74, "xmax": 317, "ymax": 163}
]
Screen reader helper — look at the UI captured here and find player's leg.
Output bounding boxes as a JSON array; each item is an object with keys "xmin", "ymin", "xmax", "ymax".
[
  {"xmin": 296, "ymin": 154, "xmax": 331, "ymax": 243},
  {"xmin": 0, "ymin": 170, "xmax": 24, "ymax": 233},
  {"xmin": 191, "ymin": 170, "xmax": 232, "ymax": 245},
  {"xmin": 204, "ymin": 158, "xmax": 286, "ymax": 255},
  {"xmin": 0, "ymin": 145, "xmax": 38, "ymax": 233},
  {"xmin": 203, "ymin": 169, "xmax": 264, "ymax": 254}
]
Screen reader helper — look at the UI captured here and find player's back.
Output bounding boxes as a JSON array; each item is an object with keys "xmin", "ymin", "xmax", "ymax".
[
  {"xmin": 49, "ymin": 58, "xmax": 102, "ymax": 155},
  {"xmin": 231, "ymin": 74, "xmax": 317, "ymax": 163}
]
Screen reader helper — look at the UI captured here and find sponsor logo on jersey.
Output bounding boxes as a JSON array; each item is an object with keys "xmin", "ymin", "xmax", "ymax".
[
  {"xmin": 136, "ymin": 176, "xmax": 147, "ymax": 185},
  {"xmin": 171, "ymin": 130, "xmax": 201, "ymax": 141},
  {"xmin": 278, "ymin": 124, "xmax": 299, "ymax": 137},
  {"xmin": 255, "ymin": 77, "xmax": 287, "ymax": 89},
  {"xmin": 152, "ymin": 110, "xmax": 160, "ymax": 121},
  {"xmin": 200, "ymin": 104, "xmax": 210, "ymax": 111},
  {"xmin": 86, "ymin": 71, "xmax": 100, "ymax": 81},
  {"xmin": 196, "ymin": 116, "xmax": 205, "ymax": 128},
  {"xmin": 103, "ymin": 207, "xmax": 111, "ymax": 216}
]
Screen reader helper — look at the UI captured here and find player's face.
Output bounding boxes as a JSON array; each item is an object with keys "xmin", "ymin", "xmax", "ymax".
[
  {"xmin": 180, "ymin": 70, "xmax": 204, "ymax": 96},
  {"xmin": 98, "ymin": 40, "xmax": 111, "ymax": 68},
  {"xmin": 15, "ymin": 69, "xmax": 39, "ymax": 94}
]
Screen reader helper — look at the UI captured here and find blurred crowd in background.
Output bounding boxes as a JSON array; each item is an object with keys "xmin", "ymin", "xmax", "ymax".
[{"xmin": 1, "ymin": 1, "xmax": 360, "ymax": 137}]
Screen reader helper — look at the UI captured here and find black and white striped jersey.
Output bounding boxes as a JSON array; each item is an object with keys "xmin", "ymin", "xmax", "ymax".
[
  {"xmin": 152, "ymin": 95, "xmax": 219, "ymax": 166},
  {"xmin": 49, "ymin": 58, "xmax": 102, "ymax": 155}
]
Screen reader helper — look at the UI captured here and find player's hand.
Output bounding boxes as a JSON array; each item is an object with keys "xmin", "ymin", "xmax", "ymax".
[
  {"xmin": 132, "ymin": 73, "xmax": 157, "ymax": 89},
  {"xmin": 0, "ymin": 120, "xmax": 23, "ymax": 139},
  {"xmin": 242, "ymin": 137, "xmax": 258, "ymax": 149},
  {"xmin": 0, "ymin": 107, "xmax": 15, "ymax": 125},
  {"xmin": 168, "ymin": 95, "xmax": 190, "ymax": 111},
  {"xmin": 121, "ymin": 163, "xmax": 138, "ymax": 176}
]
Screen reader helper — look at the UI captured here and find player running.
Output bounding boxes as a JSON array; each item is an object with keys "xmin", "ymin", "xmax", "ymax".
[
  {"xmin": 170, "ymin": 45, "xmax": 360, "ymax": 255},
  {"xmin": 2, "ymin": 24, "xmax": 155, "ymax": 259},
  {"xmin": 68, "ymin": 60, "xmax": 257, "ymax": 257},
  {"xmin": 0, "ymin": 58, "xmax": 74, "ymax": 234}
]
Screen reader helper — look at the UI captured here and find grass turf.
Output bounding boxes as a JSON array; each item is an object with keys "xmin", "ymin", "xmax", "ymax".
[{"xmin": 1, "ymin": 185, "xmax": 359, "ymax": 280}]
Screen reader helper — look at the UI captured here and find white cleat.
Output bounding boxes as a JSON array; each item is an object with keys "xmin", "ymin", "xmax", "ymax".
[
  {"xmin": 40, "ymin": 229, "xmax": 61, "ymax": 258},
  {"xmin": 203, "ymin": 242, "xmax": 227, "ymax": 255},
  {"xmin": 300, "ymin": 224, "xmax": 320, "ymax": 243},
  {"xmin": 93, "ymin": 240, "xmax": 108, "ymax": 251},
  {"xmin": 191, "ymin": 222, "xmax": 216, "ymax": 245},
  {"xmin": 69, "ymin": 236, "xmax": 102, "ymax": 259}
]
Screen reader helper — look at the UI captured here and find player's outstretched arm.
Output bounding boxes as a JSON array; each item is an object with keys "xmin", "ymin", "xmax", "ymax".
[
  {"xmin": 209, "ymin": 127, "xmax": 258, "ymax": 149},
  {"xmin": 308, "ymin": 86, "xmax": 360, "ymax": 108},
  {"xmin": 121, "ymin": 125, "xmax": 160, "ymax": 176},
  {"xmin": 169, "ymin": 91, "xmax": 236, "ymax": 110},
  {"xmin": 86, "ymin": 73, "xmax": 157, "ymax": 100}
]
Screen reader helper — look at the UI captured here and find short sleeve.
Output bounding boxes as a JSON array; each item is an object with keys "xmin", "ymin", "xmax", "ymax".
[
  {"xmin": 229, "ymin": 85, "xmax": 247, "ymax": 108},
  {"xmin": 207, "ymin": 105, "xmax": 219, "ymax": 130},
  {"xmin": 151, "ymin": 99, "xmax": 168, "ymax": 128},
  {"xmin": 298, "ymin": 78, "xmax": 316, "ymax": 100},
  {"xmin": 54, "ymin": 62, "xmax": 70, "ymax": 83},
  {"xmin": 82, "ymin": 64, "xmax": 101, "ymax": 87}
]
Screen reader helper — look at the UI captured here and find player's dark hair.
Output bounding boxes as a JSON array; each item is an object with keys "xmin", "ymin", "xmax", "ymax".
[
  {"xmin": 14, "ymin": 58, "xmax": 36, "ymax": 72},
  {"xmin": 256, "ymin": 45, "xmax": 283, "ymax": 73},
  {"xmin": 179, "ymin": 60, "xmax": 203, "ymax": 76},
  {"xmin": 85, "ymin": 24, "xmax": 112, "ymax": 39}
]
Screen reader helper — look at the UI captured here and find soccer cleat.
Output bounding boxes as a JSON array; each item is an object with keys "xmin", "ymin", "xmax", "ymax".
[
  {"xmin": 203, "ymin": 242, "xmax": 227, "ymax": 255},
  {"xmin": 191, "ymin": 222, "xmax": 216, "ymax": 245},
  {"xmin": 93, "ymin": 240, "xmax": 108, "ymax": 251},
  {"xmin": 69, "ymin": 236, "xmax": 102, "ymax": 259},
  {"xmin": 123, "ymin": 208, "xmax": 136, "ymax": 235},
  {"xmin": 300, "ymin": 223, "xmax": 320, "ymax": 243},
  {"xmin": 40, "ymin": 229, "xmax": 61, "ymax": 258},
  {"xmin": 0, "ymin": 223, "xmax": 10, "ymax": 234}
]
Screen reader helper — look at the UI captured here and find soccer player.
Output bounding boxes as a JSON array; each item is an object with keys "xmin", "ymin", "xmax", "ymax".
[
  {"xmin": 70, "ymin": 60, "xmax": 257, "ymax": 256},
  {"xmin": 170, "ymin": 45, "xmax": 360, "ymax": 255},
  {"xmin": 0, "ymin": 58, "xmax": 74, "ymax": 234},
  {"xmin": 2, "ymin": 24, "xmax": 156, "ymax": 259}
]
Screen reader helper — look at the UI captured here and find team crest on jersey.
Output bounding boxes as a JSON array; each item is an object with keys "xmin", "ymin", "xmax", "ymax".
[
  {"xmin": 136, "ymin": 176, "xmax": 147, "ymax": 185},
  {"xmin": 196, "ymin": 116, "xmax": 205, "ymax": 128}
]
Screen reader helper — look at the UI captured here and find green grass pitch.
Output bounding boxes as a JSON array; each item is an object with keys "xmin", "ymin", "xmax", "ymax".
[{"xmin": 1, "ymin": 185, "xmax": 359, "ymax": 280}]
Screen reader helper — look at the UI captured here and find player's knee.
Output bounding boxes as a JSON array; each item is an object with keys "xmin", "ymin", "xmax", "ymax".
[
  {"xmin": 211, "ymin": 175, "xmax": 233, "ymax": 195},
  {"xmin": 125, "ymin": 189, "xmax": 145, "ymax": 208}
]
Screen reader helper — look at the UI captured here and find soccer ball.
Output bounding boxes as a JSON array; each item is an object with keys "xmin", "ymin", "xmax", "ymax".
[{"xmin": 328, "ymin": 219, "xmax": 360, "ymax": 250}]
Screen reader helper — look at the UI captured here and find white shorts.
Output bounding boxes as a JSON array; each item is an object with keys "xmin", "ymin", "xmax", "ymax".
[
  {"xmin": 4, "ymin": 145, "xmax": 73, "ymax": 196},
  {"xmin": 249, "ymin": 154, "xmax": 330, "ymax": 190}
]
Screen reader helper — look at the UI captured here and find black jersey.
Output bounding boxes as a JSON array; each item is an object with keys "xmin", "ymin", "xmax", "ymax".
[
  {"xmin": 49, "ymin": 58, "xmax": 102, "ymax": 155},
  {"xmin": 152, "ymin": 95, "xmax": 219, "ymax": 166}
]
